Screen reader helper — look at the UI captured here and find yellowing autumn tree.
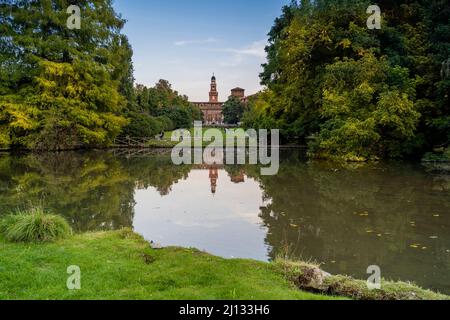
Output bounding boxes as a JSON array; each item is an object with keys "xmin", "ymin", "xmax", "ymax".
[{"xmin": 0, "ymin": 0, "xmax": 133, "ymax": 150}]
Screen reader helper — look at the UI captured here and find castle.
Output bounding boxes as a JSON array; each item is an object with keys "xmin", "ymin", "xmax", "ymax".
[{"xmin": 192, "ymin": 75, "xmax": 247, "ymax": 125}]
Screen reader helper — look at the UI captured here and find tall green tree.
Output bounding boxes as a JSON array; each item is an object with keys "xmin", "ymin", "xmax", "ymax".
[
  {"xmin": 129, "ymin": 80, "xmax": 202, "ymax": 135},
  {"xmin": 0, "ymin": 0, "xmax": 133, "ymax": 150},
  {"xmin": 249, "ymin": 0, "xmax": 450, "ymax": 160},
  {"xmin": 222, "ymin": 96, "xmax": 245, "ymax": 125}
]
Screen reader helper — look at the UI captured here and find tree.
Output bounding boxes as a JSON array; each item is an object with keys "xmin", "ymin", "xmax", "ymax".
[
  {"xmin": 133, "ymin": 80, "xmax": 202, "ymax": 130},
  {"xmin": 252, "ymin": 0, "xmax": 449, "ymax": 159},
  {"xmin": 310, "ymin": 54, "xmax": 419, "ymax": 160},
  {"xmin": 222, "ymin": 97, "xmax": 245, "ymax": 125},
  {"xmin": 122, "ymin": 112, "xmax": 163, "ymax": 138},
  {"xmin": 0, "ymin": 0, "xmax": 133, "ymax": 150}
]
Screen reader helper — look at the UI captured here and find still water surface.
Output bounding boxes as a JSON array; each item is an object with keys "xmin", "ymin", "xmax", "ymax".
[{"xmin": 0, "ymin": 150, "xmax": 449, "ymax": 293}]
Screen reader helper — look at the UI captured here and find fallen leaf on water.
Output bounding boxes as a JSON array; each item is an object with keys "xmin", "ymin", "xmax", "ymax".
[
  {"xmin": 290, "ymin": 224, "xmax": 299, "ymax": 228},
  {"xmin": 377, "ymin": 234, "xmax": 382, "ymax": 237},
  {"xmin": 422, "ymin": 247, "xmax": 428, "ymax": 250},
  {"xmin": 366, "ymin": 230, "xmax": 375, "ymax": 233},
  {"xmin": 410, "ymin": 244, "xmax": 420, "ymax": 249},
  {"xmin": 433, "ymin": 214, "xmax": 440, "ymax": 217},
  {"xmin": 430, "ymin": 236, "xmax": 439, "ymax": 239}
]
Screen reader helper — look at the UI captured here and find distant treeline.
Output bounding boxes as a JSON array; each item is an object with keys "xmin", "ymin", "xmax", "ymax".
[
  {"xmin": 125, "ymin": 80, "xmax": 202, "ymax": 139},
  {"xmin": 243, "ymin": 0, "xmax": 449, "ymax": 160},
  {"xmin": 0, "ymin": 1, "xmax": 201, "ymax": 151}
]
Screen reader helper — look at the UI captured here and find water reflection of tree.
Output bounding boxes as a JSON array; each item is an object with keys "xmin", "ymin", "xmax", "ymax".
[
  {"xmin": 120, "ymin": 154, "xmax": 191, "ymax": 196},
  {"xmin": 224, "ymin": 165, "xmax": 246, "ymax": 184},
  {"xmin": 245, "ymin": 153, "xmax": 450, "ymax": 291},
  {"xmin": 0, "ymin": 152, "xmax": 135, "ymax": 232},
  {"xmin": 0, "ymin": 151, "xmax": 192, "ymax": 232}
]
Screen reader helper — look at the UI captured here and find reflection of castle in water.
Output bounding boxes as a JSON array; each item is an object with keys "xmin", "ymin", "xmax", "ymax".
[
  {"xmin": 193, "ymin": 147, "xmax": 245, "ymax": 194},
  {"xmin": 115, "ymin": 147, "xmax": 247, "ymax": 195},
  {"xmin": 209, "ymin": 165, "xmax": 219, "ymax": 194},
  {"xmin": 193, "ymin": 163, "xmax": 245, "ymax": 194}
]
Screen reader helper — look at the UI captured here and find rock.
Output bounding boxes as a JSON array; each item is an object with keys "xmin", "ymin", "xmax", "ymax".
[{"xmin": 297, "ymin": 267, "xmax": 332, "ymax": 291}]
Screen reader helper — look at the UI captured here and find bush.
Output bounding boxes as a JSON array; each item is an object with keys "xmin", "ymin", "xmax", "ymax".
[
  {"xmin": 222, "ymin": 97, "xmax": 245, "ymax": 125},
  {"xmin": 156, "ymin": 106, "xmax": 193, "ymax": 129},
  {"xmin": 122, "ymin": 112, "xmax": 163, "ymax": 137},
  {"xmin": 0, "ymin": 208, "xmax": 72, "ymax": 243},
  {"xmin": 156, "ymin": 115, "xmax": 175, "ymax": 131}
]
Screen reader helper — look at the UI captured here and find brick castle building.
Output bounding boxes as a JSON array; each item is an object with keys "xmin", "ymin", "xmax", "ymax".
[{"xmin": 192, "ymin": 75, "xmax": 247, "ymax": 125}]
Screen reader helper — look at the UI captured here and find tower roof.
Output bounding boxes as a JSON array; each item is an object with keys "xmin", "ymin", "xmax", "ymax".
[{"xmin": 211, "ymin": 74, "xmax": 216, "ymax": 81}]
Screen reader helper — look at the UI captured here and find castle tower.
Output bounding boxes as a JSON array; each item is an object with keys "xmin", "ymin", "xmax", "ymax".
[
  {"xmin": 230, "ymin": 87, "xmax": 245, "ymax": 99},
  {"xmin": 209, "ymin": 74, "xmax": 219, "ymax": 103}
]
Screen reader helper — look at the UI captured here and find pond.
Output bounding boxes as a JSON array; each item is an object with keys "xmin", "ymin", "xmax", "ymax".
[{"xmin": 0, "ymin": 149, "xmax": 449, "ymax": 294}]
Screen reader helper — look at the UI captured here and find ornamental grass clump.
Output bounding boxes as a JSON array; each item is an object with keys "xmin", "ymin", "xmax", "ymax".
[{"xmin": 0, "ymin": 208, "xmax": 72, "ymax": 243}]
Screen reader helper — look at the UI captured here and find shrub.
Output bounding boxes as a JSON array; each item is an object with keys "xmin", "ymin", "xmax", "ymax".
[
  {"xmin": 0, "ymin": 208, "xmax": 72, "ymax": 243},
  {"xmin": 222, "ymin": 97, "xmax": 245, "ymax": 125},
  {"xmin": 122, "ymin": 112, "xmax": 163, "ymax": 137},
  {"xmin": 156, "ymin": 105, "xmax": 193, "ymax": 129},
  {"xmin": 156, "ymin": 115, "xmax": 175, "ymax": 131}
]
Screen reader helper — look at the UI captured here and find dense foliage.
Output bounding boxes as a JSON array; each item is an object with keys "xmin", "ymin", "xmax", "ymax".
[
  {"xmin": 123, "ymin": 80, "xmax": 202, "ymax": 137},
  {"xmin": 0, "ymin": 0, "xmax": 134, "ymax": 150},
  {"xmin": 244, "ymin": 0, "xmax": 450, "ymax": 160},
  {"xmin": 0, "ymin": 1, "xmax": 202, "ymax": 148},
  {"xmin": 222, "ymin": 96, "xmax": 246, "ymax": 124}
]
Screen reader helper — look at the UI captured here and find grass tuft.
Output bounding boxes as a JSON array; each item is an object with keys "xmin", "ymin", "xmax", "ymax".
[{"xmin": 0, "ymin": 208, "xmax": 72, "ymax": 243}]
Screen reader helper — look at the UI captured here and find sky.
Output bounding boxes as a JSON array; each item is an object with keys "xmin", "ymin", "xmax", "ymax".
[{"xmin": 113, "ymin": 0, "xmax": 289, "ymax": 101}]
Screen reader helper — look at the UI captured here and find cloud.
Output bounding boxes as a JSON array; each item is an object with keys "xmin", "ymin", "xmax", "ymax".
[
  {"xmin": 210, "ymin": 40, "xmax": 267, "ymax": 67},
  {"xmin": 221, "ymin": 40, "xmax": 267, "ymax": 59},
  {"xmin": 174, "ymin": 37, "xmax": 219, "ymax": 46}
]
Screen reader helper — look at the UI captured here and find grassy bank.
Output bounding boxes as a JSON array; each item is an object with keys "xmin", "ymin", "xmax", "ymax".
[
  {"xmin": 276, "ymin": 260, "xmax": 448, "ymax": 301},
  {"xmin": 1, "ymin": 229, "xmax": 447, "ymax": 300},
  {"xmin": 0, "ymin": 229, "xmax": 334, "ymax": 300}
]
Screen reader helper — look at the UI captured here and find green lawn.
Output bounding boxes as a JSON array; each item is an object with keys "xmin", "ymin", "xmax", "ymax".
[
  {"xmin": 164, "ymin": 127, "xmax": 248, "ymax": 139},
  {"xmin": 145, "ymin": 127, "xmax": 250, "ymax": 148},
  {"xmin": 0, "ymin": 229, "xmax": 336, "ymax": 300}
]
